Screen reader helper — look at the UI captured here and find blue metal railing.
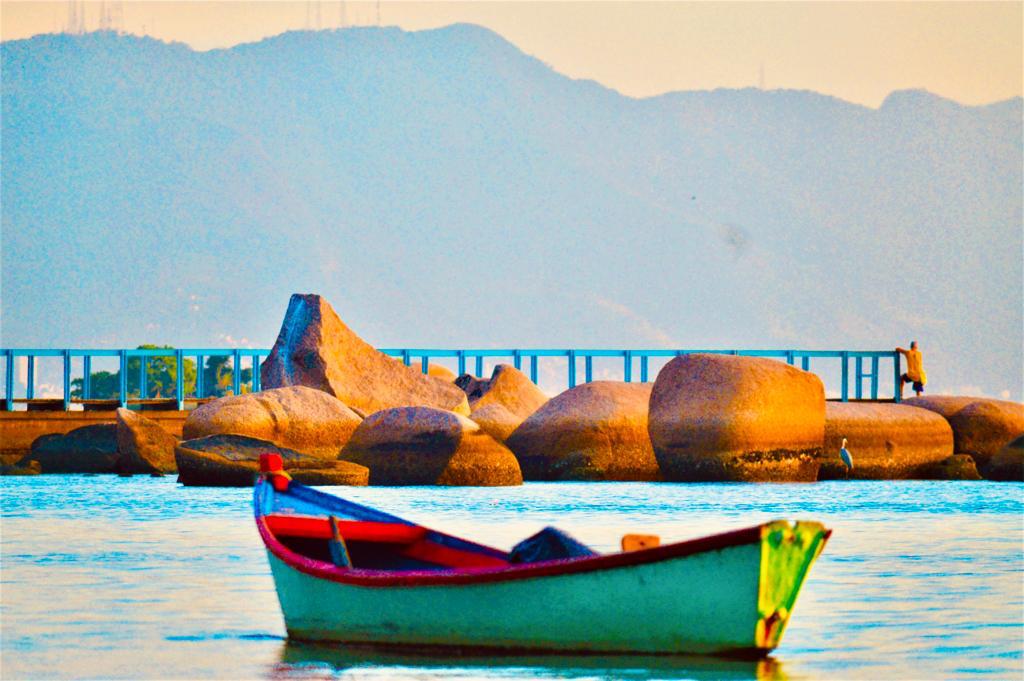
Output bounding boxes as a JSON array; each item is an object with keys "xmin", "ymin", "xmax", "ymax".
[
  {"xmin": 0, "ymin": 348, "xmax": 267, "ymax": 411},
  {"xmin": 0, "ymin": 347, "xmax": 903, "ymax": 411}
]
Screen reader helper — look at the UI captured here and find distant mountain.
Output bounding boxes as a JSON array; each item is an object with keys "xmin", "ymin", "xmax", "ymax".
[{"xmin": 2, "ymin": 26, "xmax": 1021, "ymax": 398}]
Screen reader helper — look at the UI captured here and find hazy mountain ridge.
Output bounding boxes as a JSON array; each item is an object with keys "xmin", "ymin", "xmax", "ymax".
[{"xmin": 2, "ymin": 25, "xmax": 1021, "ymax": 398}]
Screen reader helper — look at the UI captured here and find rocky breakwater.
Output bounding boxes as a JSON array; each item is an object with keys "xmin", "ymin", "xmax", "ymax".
[
  {"xmin": 984, "ymin": 436, "xmax": 1023, "ymax": 482},
  {"xmin": 820, "ymin": 403, "xmax": 954, "ymax": 479},
  {"xmin": 175, "ymin": 434, "xmax": 368, "ymax": 487},
  {"xmin": 904, "ymin": 396, "xmax": 1024, "ymax": 476},
  {"xmin": 261, "ymin": 293, "xmax": 470, "ymax": 416},
  {"xmin": 183, "ymin": 386, "xmax": 362, "ymax": 458},
  {"xmin": 649, "ymin": 354, "xmax": 825, "ymax": 482},
  {"xmin": 115, "ymin": 408, "xmax": 178, "ymax": 475},
  {"xmin": 340, "ymin": 406, "xmax": 522, "ymax": 486},
  {"xmin": 457, "ymin": 364, "xmax": 548, "ymax": 443},
  {"xmin": 23, "ymin": 424, "xmax": 120, "ymax": 474},
  {"xmin": 506, "ymin": 381, "xmax": 660, "ymax": 481}
]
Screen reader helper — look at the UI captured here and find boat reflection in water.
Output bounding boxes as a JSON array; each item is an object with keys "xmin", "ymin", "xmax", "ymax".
[{"xmin": 273, "ymin": 641, "xmax": 788, "ymax": 680}]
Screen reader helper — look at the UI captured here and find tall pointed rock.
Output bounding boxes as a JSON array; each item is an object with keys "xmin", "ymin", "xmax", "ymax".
[{"xmin": 261, "ymin": 294, "xmax": 470, "ymax": 416}]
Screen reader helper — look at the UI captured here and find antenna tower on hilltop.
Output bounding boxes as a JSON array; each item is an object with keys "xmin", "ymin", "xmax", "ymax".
[
  {"xmin": 306, "ymin": 1, "xmax": 324, "ymax": 30},
  {"xmin": 66, "ymin": 0, "xmax": 86, "ymax": 34},
  {"xmin": 97, "ymin": 1, "xmax": 124, "ymax": 32}
]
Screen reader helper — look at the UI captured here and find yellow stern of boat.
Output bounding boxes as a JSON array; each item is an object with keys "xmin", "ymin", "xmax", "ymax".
[{"xmin": 755, "ymin": 520, "xmax": 830, "ymax": 649}]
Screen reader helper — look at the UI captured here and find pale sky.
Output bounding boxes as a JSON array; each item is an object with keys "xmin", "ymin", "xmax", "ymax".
[{"xmin": 1, "ymin": 1, "xmax": 1021, "ymax": 107}]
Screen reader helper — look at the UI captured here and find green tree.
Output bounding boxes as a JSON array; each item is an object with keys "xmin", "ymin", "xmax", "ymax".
[
  {"xmin": 201, "ymin": 355, "xmax": 253, "ymax": 398},
  {"xmin": 71, "ymin": 345, "xmax": 196, "ymax": 399},
  {"xmin": 71, "ymin": 346, "xmax": 252, "ymax": 399}
]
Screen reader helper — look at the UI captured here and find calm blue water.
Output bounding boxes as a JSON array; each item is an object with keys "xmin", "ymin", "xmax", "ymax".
[{"xmin": 1, "ymin": 477, "xmax": 1022, "ymax": 680}]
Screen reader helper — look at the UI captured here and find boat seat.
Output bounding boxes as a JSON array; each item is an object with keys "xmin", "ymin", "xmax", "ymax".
[{"xmin": 264, "ymin": 514, "xmax": 428, "ymax": 544}]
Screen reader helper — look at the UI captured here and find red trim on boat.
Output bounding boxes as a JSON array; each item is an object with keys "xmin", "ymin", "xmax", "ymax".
[
  {"xmin": 401, "ymin": 538, "xmax": 510, "ymax": 569},
  {"xmin": 264, "ymin": 515, "xmax": 427, "ymax": 544},
  {"xmin": 256, "ymin": 513, "xmax": 765, "ymax": 588}
]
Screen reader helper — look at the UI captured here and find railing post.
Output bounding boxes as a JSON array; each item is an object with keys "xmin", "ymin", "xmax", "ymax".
[
  {"xmin": 457, "ymin": 351, "xmax": 466, "ymax": 377},
  {"xmin": 584, "ymin": 354, "xmax": 593, "ymax": 383},
  {"xmin": 786, "ymin": 351, "xmax": 795, "ymax": 366},
  {"xmin": 83, "ymin": 355, "xmax": 92, "ymax": 400},
  {"xmin": 513, "ymin": 350, "xmax": 522, "ymax": 371},
  {"xmin": 26, "ymin": 355, "xmax": 35, "ymax": 400},
  {"xmin": 854, "ymin": 356, "xmax": 863, "ymax": 400},
  {"xmin": 871, "ymin": 356, "xmax": 879, "ymax": 400},
  {"xmin": 4, "ymin": 350, "xmax": 14, "ymax": 411},
  {"xmin": 623, "ymin": 350, "xmax": 632, "ymax": 383},
  {"xmin": 252, "ymin": 354, "xmax": 261, "ymax": 392},
  {"xmin": 801, "ymin": 355, "xmax": 810, "ymax": 372},
  {"xmin": 176, "ymin": 349, "xmax": 186, "ymax": 410},
  {"xmin": 421, "ymin": 355, "xmax": 429, "ymax": 375},
  {"xmin": 567, "ymin": 351, "xmax": 576, "ymax": 388},
  {"xmin": 196, "ymin": 355, "xmax": 204, "ymax": 398},
  {"xmin": 475, "ymin": 354, "xmax": 484, "ymax": 378},
  {"xmin": 62, "ymin": 350, "xmax": 71, "ymax": 411},
  {"xmin": 232, "ymin": 349, "xmax": 241, "ymax": 396},
  {"xmin": 840, "ymin": 351, "xmax": 849, "ymax": 403},
  {"xmin": 119, "ymin": 350, "xmax": 128, "ymax": 408},
  {"xmin": 893, "ymin": 351, "xmax": 902, "ymax": 403},
  {"xmin": 640, "ymin": 355, "xmax": 649, "ymax": 383},
  {"xmin": 530, "ymin": 355, "xmax": 538, "ymax": 384},
  {"xmin": 139, "ymin": 357, "xmax": 147, "ymax": 399},
  {"xmin": 401, "ymin": 349, "xmax": 411, "ymax": 367}
]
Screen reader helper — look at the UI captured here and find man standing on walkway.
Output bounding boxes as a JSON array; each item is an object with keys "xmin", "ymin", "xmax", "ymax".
[{"xmin": 896, "ymin": 341, "xmax": 927, "ymax": 398}]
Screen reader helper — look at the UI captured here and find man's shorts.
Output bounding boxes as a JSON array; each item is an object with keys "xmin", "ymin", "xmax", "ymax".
[{"xmin": 901, "ymin": 373, "xmax": 924, "ymax": 393}]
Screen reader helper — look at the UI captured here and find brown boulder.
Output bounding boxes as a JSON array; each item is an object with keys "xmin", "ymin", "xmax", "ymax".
[
  {"xmin": 1, "ymin": 460, "xmax": 41, "ymax": 476},
  {"xmin": 983, "ymin": 435, "xmax": 1023, "ymax": 482},
  {"xmin": 340, "ymin": 407, "xmax": 522, "ymax": 486},
  {"xmin": 506, "ymin": 382, "xmax": 659, "ymax": 481},
  {"xmin": 26, "ymin": 424, "xmax": 119, "ymax": 473},
  {"xmin": 260, "ymin": 294, "xmax": 470, "ymax": 416},
  {"xmin": 427, "ymin": 363, "xmax": 457, "ymax": 381},
  {"xmin": 461, "ymin": 365, "xmax": 548, "ymax": 442},
  {"xmin": 289, "ymin": 467, "xmax": 371, "ymax": 486},
  {"xmin": 904, "ymin": 396, "xmax": 1024, "ymax": 468},
  {"xmin": 648, "ymin": 354, "xmax": 824, "ymax": 482},
  {"xmin": 918, "ymin": 454, "xmax": 982, "ymax": 481},
  {"xmin": 175, "ymin": 434, "xmax": 368, "ymax": 487},
  {"xmin": 183, "ymin": 386, "xmax": 361, "ymax": 459},
  {"xmin": 115, "ymin": 408, "xmax": 178, "ymax": 474},
  {"xmin": 823, "ymin": 402, "xmax": 953, "ymax": 479}
]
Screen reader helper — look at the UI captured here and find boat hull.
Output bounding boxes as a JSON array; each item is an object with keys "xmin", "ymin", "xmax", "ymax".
[
  {"xmin": 263, "ymin": 520, "xmax": 826, "ymax": 655},
  {"xmin": 254, "ymin": 470, "xmax": 828, "ymax": 656}
]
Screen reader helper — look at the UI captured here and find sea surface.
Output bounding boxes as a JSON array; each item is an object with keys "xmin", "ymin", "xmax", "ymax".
[{"xmin": 1, "ymin": 477, "xmax": 1021, "ymax": 680}]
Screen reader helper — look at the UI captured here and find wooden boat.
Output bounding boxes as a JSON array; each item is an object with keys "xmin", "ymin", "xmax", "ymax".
[{"xmin": 254, "ymin": 454, "xmax": 830, "ymax": 656}]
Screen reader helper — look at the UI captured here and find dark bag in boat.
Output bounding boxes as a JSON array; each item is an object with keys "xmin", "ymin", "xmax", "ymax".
[{"xmin": 509, "ymin": 527, "xmax": 597, "ymax": 564}]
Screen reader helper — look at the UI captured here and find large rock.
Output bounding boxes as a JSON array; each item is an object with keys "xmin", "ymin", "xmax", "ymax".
[
  {"xmin": 904, "ymin": 396, "xmax": 1024, "ymax": 468},
  {"xmin": 459, "ymin": 365, "xmax": 549, "ymax": 442},
  {"xmin": 983, "ymin": 435, "xmax": 1023, "ymax": 482},
  {"xmin": 648, "ymin": 354, "xmax": 824, "ymax": 482},
  {"xmin": 822, "ymin": 402, "xmax": 953, "ymax": 479},
  {"xmin": 183, "ymin": 386, "xmax": 361, "ymax": 459},
  {"xmin": 25, "ymin": 424, "xmax": 119, "ymax": 473},
  {"xmin": 0, "ymin": 460, "xmax": 41, "ymax": 476},
  {"xmin": 260, "ymin": 294, "xmax": 470, "ymax": 416},
  {"xmin": 506, "ymin": 382, "xmax": 659, "ymax": 481},
  {"xmin": 919, "ymin": 454, "xmax": 982, "ymax": 481},
  {"xmin": 115, "ymin": 408, "xmax": 178, "ymax": 474},
  {"xmin": 340, "ymin": 407, "xmax": 522, "ymax": 486},
  {"xmin": 175, "ymin": 434, "xmax": 368, "ymax": 487},
  {"xmin": 427, "ymin": 363, "xmax": 457, "ymax": 382}
]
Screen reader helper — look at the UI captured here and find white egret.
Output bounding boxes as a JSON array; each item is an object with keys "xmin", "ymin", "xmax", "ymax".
[{"xmin": 839, "ymin": 437, "xmax": 854, "ymax": 471}]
